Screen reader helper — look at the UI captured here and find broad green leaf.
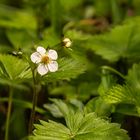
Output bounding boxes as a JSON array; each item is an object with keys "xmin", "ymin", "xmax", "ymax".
[
  {"xmin": 30, "ymin": 100, "xmax": 130, "ymax": 140},
  {"xmin": 85, "ymin": 17, "xmax": 140, "ymax": 62},
  {"xmin": 6, "ymin": 29, "xmax": 37, "ymax": 49},
  {"xmin": 0, "ymin": 4, "xmax": 37, "ymax": 29},
  {"xmin": 115, "ymin": 104, "xmax": 140, "ymax": 117}
]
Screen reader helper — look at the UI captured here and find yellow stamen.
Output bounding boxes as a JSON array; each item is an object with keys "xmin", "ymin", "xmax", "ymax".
[{"xmin": 41, "ymin": 55, "xmax": 50, "ymax": 64}]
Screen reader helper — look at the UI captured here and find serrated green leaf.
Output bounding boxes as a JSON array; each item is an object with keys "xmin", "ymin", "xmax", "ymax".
[
  {"xmin": 44, "ymin": 103, "xmax": 64, "ymax": 118},
  {"xmin": 0, "ymin": 54, "xmax": 31, "ymax": 80},
  {"xmin": 30, "ymin": 100, "xmax": 130, "ymax": 140},
  {"xmin": 32, "ymin": 120, "xmax": 70, "ymax": 140},
  {"xmin": 44, "ymin": 99, "xmax": 84, "ymax": 118},
  {"xmin": 85, "ymin": 17, "xmax": 140, "ymax": 62},
  {"xmin": 49, "ymin": 99, "xmax": 74, "ymax": 117},
  {"xmin": 43, "ymin": 58, "xmax": 87, "ymax": 82},
  {"xmin": 103, "ymin": 84, "xmax": 139, "ymax": 105}
]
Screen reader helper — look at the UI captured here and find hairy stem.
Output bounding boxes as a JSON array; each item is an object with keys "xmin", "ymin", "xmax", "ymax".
[
  {"xmin": 28, "ymin": 68, "xmax": 40, "ymax": 134},
  {"xmin": 28, "ymin": 85, "xmax": 38, "ymax": 134},
  {"xmin": 5, "ymin": 87, "xmax": 13, "ymax": 140}
]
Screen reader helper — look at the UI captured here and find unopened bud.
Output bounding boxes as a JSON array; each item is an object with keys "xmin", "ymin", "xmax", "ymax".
[{"xmin": 62, "ymin": 38, "xmax": 72, "ymax": 48}]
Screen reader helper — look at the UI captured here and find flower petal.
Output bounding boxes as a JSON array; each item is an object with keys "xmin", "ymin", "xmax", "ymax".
[
  {"xmin": 30, "ymin": 52, "xmax": 41, "ymax": 63},
  {"xmin": 37, "ymin": 46, "xmax": 46, "ymax": 55},
  {"xmin": 37, "ymin": 64, "xmax": 48, "ymax": 76},
  {"xmin": 48, "ymin": 49, "xmax": 58, "ymax": 60},
  {"xmin": 48, "ymin": 61, "xmax": 58, "ymax": 72}
]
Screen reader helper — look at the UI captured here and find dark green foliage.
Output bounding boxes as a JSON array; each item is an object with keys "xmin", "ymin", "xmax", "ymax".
[
  {"xmin": 84, "ymin": 17, "xmax": 140, "ymax": 62},
  {"xmin": 1, "ymin": 0, "xmax": 140, "ymax": 140}
]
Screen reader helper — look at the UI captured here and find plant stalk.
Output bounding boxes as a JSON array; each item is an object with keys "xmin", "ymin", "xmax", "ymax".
[
  {"xmin": 28, "ymin": 84, "xmax": 39, "ymax": 134},
  {"xmin": 50, "ymin": 0, "xmax": 62, "ymax": 37},
  {"xmin": 5, "ymin": 87, "xmax": 13, "ymax": 140}
]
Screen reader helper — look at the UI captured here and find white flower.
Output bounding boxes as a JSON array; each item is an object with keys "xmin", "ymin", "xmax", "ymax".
[
  {"xmin": 30, "ymin": 46, "xmax": 58, "ymax": 76},
  {"xmin": 62, "ymin": 38, "xmax": 72, "ymax": 48}
]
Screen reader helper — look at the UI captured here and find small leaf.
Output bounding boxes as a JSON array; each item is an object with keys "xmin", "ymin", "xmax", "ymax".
[
  {"xmin": 49, "ymin": 99, "xmax": 74, "ymax": 117},
  {"xmin": 126, "ymin": 63, "xmax": 140, "ymax": 92},
  {"xmin": 0, "ymin": 54, "xmax": 31, "ymax": 80},
  {"xmin": 32, "ymin": 120, "xmax": 70, "ymax": 140},
  {"xmin": 103, "ymin": 84, "xmax": 139, "ymax": 105},
  {"xmin": 85, "ymin": 97, "xmax": 113, "ymax": 117}
]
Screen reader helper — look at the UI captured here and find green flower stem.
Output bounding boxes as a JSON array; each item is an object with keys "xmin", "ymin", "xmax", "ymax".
[
  {"xmin": 28, "ymin": 68, "xmax": 40, "ymax": 134},
  {"xmin": 5, "ymin": 87, "xmax": 13, "ymax": 140}
]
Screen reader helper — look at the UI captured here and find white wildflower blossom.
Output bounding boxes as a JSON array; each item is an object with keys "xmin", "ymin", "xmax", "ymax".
[
  {"xmin": 62, "ymin": 38, "xmax": 72, "ymax": 48},
  {"xmin": 30, "ymin": 46, "xmax": 58, "ymax": 76}
]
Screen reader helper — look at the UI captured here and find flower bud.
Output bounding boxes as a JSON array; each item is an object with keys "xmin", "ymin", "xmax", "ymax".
[{"xmin": 62, "ymin": 38, "xmax": 72, "ymax": 48}]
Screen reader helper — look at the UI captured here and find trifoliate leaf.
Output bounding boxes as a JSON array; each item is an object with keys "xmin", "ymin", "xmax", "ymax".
[
  {"xmin": 30, "ymin": 100, "xmax": 130, "ymax": 140},
  {"xmin": 30, "ymin": 113, "xmax": 130, "ymax": 140}
]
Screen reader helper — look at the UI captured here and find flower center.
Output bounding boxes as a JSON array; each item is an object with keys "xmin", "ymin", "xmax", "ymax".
[{"xmin": 41, "ymin": 55, "xmax": 50, "ymax": 64}]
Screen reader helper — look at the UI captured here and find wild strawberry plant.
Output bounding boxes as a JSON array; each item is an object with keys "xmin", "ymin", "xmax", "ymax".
[{"xmin": 0, "ymin": 0, "xmax": 140, "ymax": 140}]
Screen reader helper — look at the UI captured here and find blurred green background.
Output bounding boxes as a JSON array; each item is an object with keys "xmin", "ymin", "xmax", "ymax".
[{"xmin": 0, "ymin": 0, "xmax": 140, "ymax": 140}]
